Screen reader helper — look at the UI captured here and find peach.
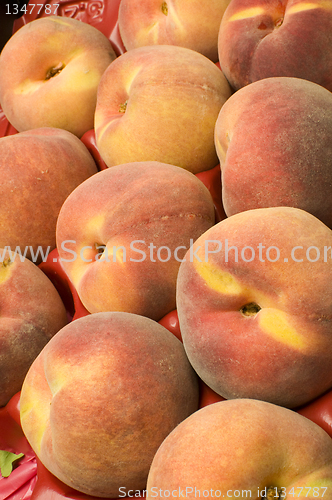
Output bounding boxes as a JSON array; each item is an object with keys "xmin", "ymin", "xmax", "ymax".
[
  {"xmin": 214, "ymin": 77, "xmax": 332, "ymax": 229},
  {"xmin": 94, "ymin": 45, "xmax": 232, "ymax": 174},
  {"xmin": 218, "ymin": 0, "xmax": 332, "ymax": 92},
  {"xmin": 118, "ymin": 0, "xmax": 231, "ymax": 62},
  {"xmin": 0, "ymin": 15, "xmax": 116, "ymax": 137},
  {"xmin": 20, "ymin": 311, "xmax": 199, "ymax": 498},
  {"xmin": 147, "ymin": 398, "xmax": 332, "ymax": 498},
  {"xmin": 0, "ymin": 248, "xmax": 68, "ymax": 407},
  {"xmin": 56, "ymin": 161, "xmax": 215, "ymax": 320},
  {"xmin": 176, "ymin": 206, "xmax": 332, "ymax": 408},
  {"xmin": 0, "ymin": 127, "xmax": 98, "ymax": 263}
]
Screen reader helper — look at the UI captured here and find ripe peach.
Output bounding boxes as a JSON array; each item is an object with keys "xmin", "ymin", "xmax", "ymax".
[
  {"xmin": 214, "ymin": 77, "xmax": 332, "ymax": 229},
  {"xmin": 218, "ymin": 0, "xmax": 332, "ymax": 92},
  {"xmin": 118, "ymin": 0, "xmax": 231, "ymax": 62},
  {"xmin": 20, "ymin": 311, "xmax": 199, "ymax": 497},
  {"xmin": 176, "ymin": 206, "xmax": 332, "ymax": 408},
  {"xmin": 147, "ymin": 399, "xmax": 332, "ymax": 498},
  {"xmin": 0, "ymin": 15, "xmax": 116, "ymax": 137},
  {"xmin": 0, "ymin": 249, "xmax": 68, "ymax": 407},
  {"xmin": 94, "ymin": 45, "xmax": 232, "ymax": 174},
  {"xmin": 56, "ymin": 161, "xmax": 215, "ymax": 320},
  {"xmin": 0, "ymin": 127, "xmax": 98, "ymax": 263}
]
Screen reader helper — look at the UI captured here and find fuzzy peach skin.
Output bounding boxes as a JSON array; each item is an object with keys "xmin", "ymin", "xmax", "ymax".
[
  {"xmin": 147, "ymin": 398, "xmax": 332, "ymax": 499},
  {"xmin": 20, "ymin": 311, "xmax": 199, "ymax": 498},
  {"xmin": 0, "ymin": 15, "xmax": 116, "ymax": 137},
  {"xmin": 118, "ymin": 0, "xmax": 231, "ymax": 62},
  {"xmin": 214, "ymin": 77, "xmax": 332, "ymax": 229},
  {"xmin": 94, "ymin": 45, "xmax": 232, "ymax": 174},
  {"xmin": 176, "ymin": 207, "xmax": 332, "ymax": 409},
  {"xmin": 56, "ymin": 161, "xmax": 215, "ymax": 320},
  {"xmin": 0, "ymin": 127, "xmax": 98, "ymax": 263},
  {"xmin": 0, "ymin": 248, "xmax": 68, "ymax": 407},
  {"xmin": 218, "ymin": 0, "xmax": 332, "ymax": 92}
]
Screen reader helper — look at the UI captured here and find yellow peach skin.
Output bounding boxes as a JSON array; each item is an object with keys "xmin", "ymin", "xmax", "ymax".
[
  {"xmin": 56, "ymin": 161, "xmax": 215, "ymax": 320},
  {"xmin": 218, "ymin": 0, "xmax": 332, "ymax": 91},
  {"xmin": 176, "ymin": 207, "xmax": 332, "ymax": 408},
  {"xmin": 0, "ymin": 249, "xmax": 68, "ymax": 407},
  {"xmin": 0, "ymin": 16, "xmax": 116, "ymax": 137},
  {"xmin": 94, "ymin": 45, "xmax": 232, "ymax": 174},
  {"xmin": 20, "ymin": 312, "xmax": 199, "ymax": 498},
  {"xmin": 147, "ymin": 399, "xmax": 332, "ymax": 499},
  {"xmin": 118, "ymin": 0, "xmax": 231, "ymax": 62}
]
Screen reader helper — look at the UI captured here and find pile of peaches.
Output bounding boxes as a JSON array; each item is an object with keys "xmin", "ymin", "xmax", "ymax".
[{"xmin": 1, "ymin": 0, "xmax": 332, "ymax": 498}]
